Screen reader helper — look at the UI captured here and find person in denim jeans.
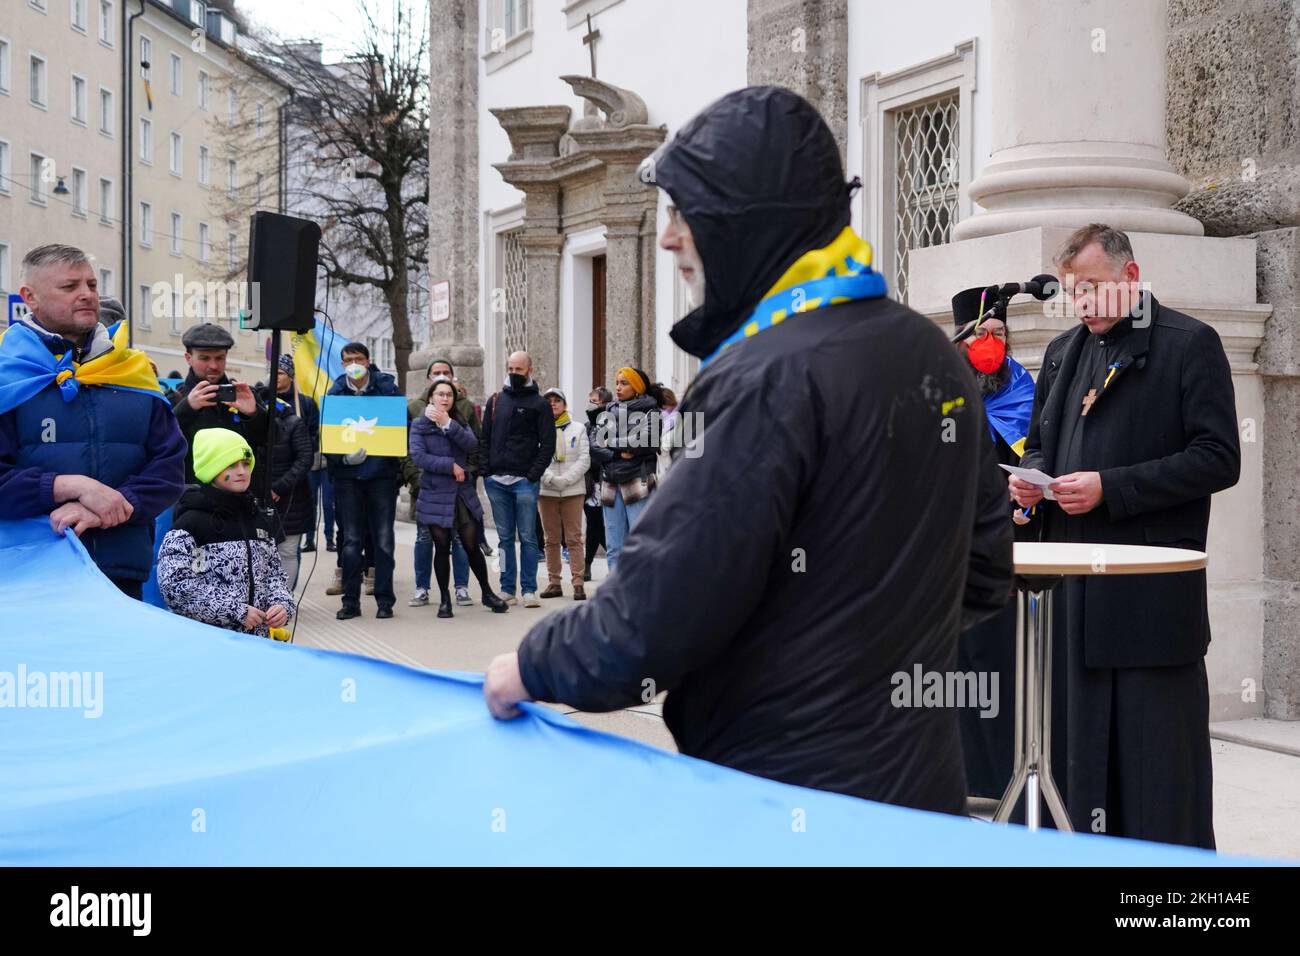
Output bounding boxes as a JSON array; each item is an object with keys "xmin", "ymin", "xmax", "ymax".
[
  {"xmin": 590, "ymin": 367, "xmax": 663, "ymax": 574},
  {"xmin": 480, "ymin": 352, "xmax": 554, "ymax": 607}
]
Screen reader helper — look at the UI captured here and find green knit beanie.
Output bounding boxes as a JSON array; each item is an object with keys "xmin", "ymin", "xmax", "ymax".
[{"xmin": 193, "ymin": 428, "xmax": 256, "ymax": 484}]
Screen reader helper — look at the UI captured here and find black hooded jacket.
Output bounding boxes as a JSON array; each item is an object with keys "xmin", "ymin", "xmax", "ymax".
[{"xmin": 515, "ymin": 87, "xmax": 1014, "ymax": 813}]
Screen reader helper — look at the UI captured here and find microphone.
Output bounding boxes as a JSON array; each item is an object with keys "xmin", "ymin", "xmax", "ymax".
[{"xmin": 997, "ymin": 274, "xmax": 1059, "ymax": 300}]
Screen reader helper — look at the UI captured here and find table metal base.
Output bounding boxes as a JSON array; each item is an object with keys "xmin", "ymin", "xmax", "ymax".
[{"xmin": 993, "ymin": 582, "xmax": 1072, "ymax": 832}]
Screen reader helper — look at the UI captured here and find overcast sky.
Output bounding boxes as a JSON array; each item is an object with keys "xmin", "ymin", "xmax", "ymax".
[{"xmin": 237, "ymin": 0, "xmax": 429, "ymax": 59}]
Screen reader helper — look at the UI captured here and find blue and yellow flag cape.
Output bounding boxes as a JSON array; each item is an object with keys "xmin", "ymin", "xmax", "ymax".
[
  {"xmin": 701, "ymin": 226, "xmax": 889, "ymax": 367},
  {"xmin": 983, "ymin": 356, "xmax": 1035, "ymax": 458},
  {"xmin": 0, "ymin": 320, "xmax": 166, "ymax": 416},
  {"xmin": 291, "ymin": 318, "xmax": 346, "ymax": 408}
]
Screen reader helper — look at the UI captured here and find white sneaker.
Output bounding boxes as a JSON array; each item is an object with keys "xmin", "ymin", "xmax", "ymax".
[
  {"xmin": 523, "ymin": 592, "xmax": 540, "ymax": 608},
  {"xmin": 408, "ymin": 588, "xmax": 429, "ymax": 607},
  {"xmin": 503, "ymin": 594, "xmax": 518, "ymax": 606},
  {"xmin": 455, "ymin": 586, "xmax": 473, "ymax": 606}
]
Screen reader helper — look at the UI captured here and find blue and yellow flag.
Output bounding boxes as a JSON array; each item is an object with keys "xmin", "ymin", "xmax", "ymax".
[
  {"xmin": 321, "ymin": 395, "xmax": 408, "ymax": 457},
  {"xmin": 0, "ymin": 321, "xmax": 166, "ymax": 416},
  {"xmin": 984, "ymin": 356, "xmax": 1035, "ymax": 458},
  {"xmin": 291, "ymin": 318, "xmax": 346, "ymax": 408}
]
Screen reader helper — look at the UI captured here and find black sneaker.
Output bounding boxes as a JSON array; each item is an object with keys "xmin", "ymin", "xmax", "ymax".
[
  {"xmin": 300, "ymin": 540, "xmax": 316, "ymax": 553},
  {"xmin": 326, "ymin": 540, "xmax": 337, "ymax": 553},
  {"xmin": 376, "ymin": 607, "xmax": 394, "ymax": 619},
  {"xmin": 336, "ymin": 605, "xmax": 361, "ymax": 620}
]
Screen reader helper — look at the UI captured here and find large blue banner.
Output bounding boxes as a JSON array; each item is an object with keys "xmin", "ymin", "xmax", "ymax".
[{"xmin": 0, "ymin": 519, "xmax": 1250, "ymax": 866}]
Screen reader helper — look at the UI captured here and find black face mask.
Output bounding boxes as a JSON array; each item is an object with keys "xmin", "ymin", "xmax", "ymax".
[{"xmin": 508, "ymin": 373, "xmax": 528, "ymax": 389}]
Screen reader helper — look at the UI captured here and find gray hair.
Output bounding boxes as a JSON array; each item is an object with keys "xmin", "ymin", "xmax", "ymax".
[
  {"xmin": 1054, "ymin": 224, "xmax": 1135, "ymax": 271},
  {"xmin": 21, "ymin": 243, "xmax": 90, "ymax": 283}
]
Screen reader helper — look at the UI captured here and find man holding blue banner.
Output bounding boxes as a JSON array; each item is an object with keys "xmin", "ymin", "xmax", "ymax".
[{"xmin": 0, "ymin": 244, "xmax": 186, "ymax": 599}]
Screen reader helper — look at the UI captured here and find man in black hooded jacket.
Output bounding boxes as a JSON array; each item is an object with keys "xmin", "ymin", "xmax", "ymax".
[{"xmin": 484, "ymin": 87, "xmax": 1013, "ymax": 814}]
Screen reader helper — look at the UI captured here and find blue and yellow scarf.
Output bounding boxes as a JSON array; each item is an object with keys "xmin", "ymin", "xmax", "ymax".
[
  {"xmin": 701, "ymin": 226, "xmax": 889, "ymax": 367},
  {"xmin": 0, "ymin": 320, "xmax": 167, "ymax": 416}
]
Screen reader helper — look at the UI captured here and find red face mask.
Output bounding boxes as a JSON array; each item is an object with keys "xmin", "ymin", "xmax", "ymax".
[{"xmin": 967, "ymin": 333, "xmax": 1007, "ymax": 374}]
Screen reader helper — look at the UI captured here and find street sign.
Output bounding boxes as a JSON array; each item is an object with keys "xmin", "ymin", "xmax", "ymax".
[
  {"xmin": 431, "ymin": 279, "xmax": 450, "ymax": 323},
  {"xmin": 7, "ymin": 293, "xmax": 30, "ymax": 326}
]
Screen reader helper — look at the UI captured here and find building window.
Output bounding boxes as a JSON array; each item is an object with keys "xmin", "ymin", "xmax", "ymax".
[
  {"xmin": 190, "ymin": 0, "xmax": 206, "ymax": 25},
  {"xmin": 70, "ymin": 73, "xmax": 86, "ymax": 123},
  {"xmin": 255, "ymin": 102, "xmax": 265, "ymax": 137},
  {"xmin": 0, "ymin": 243, "xmax": 10, "ymax": 294},
  {"xmin": 30, "ymin": 153, "xmax": 51, "ymax": 204},
  {"xmin": 98, "ymin": 86, "xmax": 113, "ymax": 135},
  {"xmin": 890, "ymin": 94, "xmax": 960, "ymax": 303},
  {"xmin": 170, "ymin": 212, "xmax": 181, "ymax": 255},
  {"xmin": 503, "ymin": 0, "xmax": 530, "ymax": 40},
  {"xmin": 255, "ymin": 172, "xmax": 264, "ymax": 206},
  {"xmin": 227, "ymin": 231, "xmax": 237, "ymax": 272},
  {"xmin": 860, "ymin": 40, "xmax": 975, "ymax": 305},
  {"xmin": 138, "ymin": 35, "xmax": 150, "ymax": 79},
  {"xmin": 227, "ymin": 86, "xmax": 236, "ymax": 125},
  {"xmin": 0, "ymin": 140, "xmax": 9, "ymax": 195},
  {"xmin": 29, "ymin": 53, "xmax": 47, "ymax": 108},
  {"xmin": 198, "ymin": 145, "xmax": 209, "ymax": 185},
  {"xmin": 99, "ymin": 1, "xmax": 114, "ymax": 46},
  {"xmin": 485, "ymin": 0, "xmax": 532, "ymax": 72},
  {"xmin": 139, "ymin": 200, "xmax": 152, "ymax": 246},
  {"xmin": 198, "ymin": 222, "xmax": 209, "ymax": 261},
  {"xmin": 99, "ymin": 267, "xmax": 113, "ymax": 298},
  {"xmin": 169, "ymin": 131, "xmax": 182, "ymax": 175},
  {"xmin": 71, "ymin": 0, "xmax": 87, "ymax": 32},
  {"xmin": 98, "ymin": 176, "xmax": 112, "ymax": 223},
  {"xmin": 138, "ymin": 283, "xmax": 152, "ymax": 329},
  {"xmin": 70, "ymin": 167, "xmax": 86, "ymax": 215},
  {"xmin": 0, "ymin": 39, "xmax": 10, "ymax": 94},
  {"xmin": 139, "ymin": 116, "xmax": 152, "ymax": 162},
  {"xmin": 30, "ymin": 0, "xmax": 49, "ymax": 11},
  {"xmin": 198, "ymin": 70, "xmax": 208, "ymax": 110},
  {"xmin": 227, "ymin": 158, "xmax": 237, "ymax": 198},
  {"xmin": 500, "ymin": 229, "xmax": 527, "ymax": 356},
  {"xmin": 171, "ymin": 289, "xmax": 182, "ymax": 334},
  {"xmin": 169, "ymin": 53, "xmax": 181, "ymax": 96}
]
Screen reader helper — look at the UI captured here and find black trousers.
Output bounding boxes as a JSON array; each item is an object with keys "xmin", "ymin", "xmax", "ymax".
[
  {"xmin": 111, "ymin": 577, "xmax": 143, "ymax": 601},
  {"xmin": 583, "ymin": 502, "xmax": 605, "ymax": 567},
  {"xmin": 334, "ymin": 477, "xmax": 397, "ymax": 609}
]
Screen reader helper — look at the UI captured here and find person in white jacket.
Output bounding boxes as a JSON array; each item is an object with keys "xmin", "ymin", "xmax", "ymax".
[{"xmin": 538, "ymin": 388, "xmax": 591, "ymax": 600}]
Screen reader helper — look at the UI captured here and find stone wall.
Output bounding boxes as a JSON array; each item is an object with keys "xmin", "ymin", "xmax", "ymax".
[
  {"xmin": 1167, "ymin": 0, "xmax": 1300, "ymax": 718},
  {"xmin": 746, "ymin": 0, "xmax": 849, "ymax": 161}
]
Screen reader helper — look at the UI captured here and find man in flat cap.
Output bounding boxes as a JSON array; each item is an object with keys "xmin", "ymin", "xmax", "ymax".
[{"xmin": 171, "ymin": 322, "xmax": 268, "ymax": 484}]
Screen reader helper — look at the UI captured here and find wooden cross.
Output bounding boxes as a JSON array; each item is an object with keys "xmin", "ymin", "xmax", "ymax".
[
  {"xmin": 1081, "ymin": 388, "xmax": 1098, "ymax": 417},
  {"xmin": 583, "ymin": 13, "xmax": 600, "ymax": 78}
]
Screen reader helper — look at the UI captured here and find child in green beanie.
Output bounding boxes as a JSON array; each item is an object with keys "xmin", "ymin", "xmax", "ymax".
[{"xmin": 157, "ymin": 428, "xmax": 296, "ymax": 639}]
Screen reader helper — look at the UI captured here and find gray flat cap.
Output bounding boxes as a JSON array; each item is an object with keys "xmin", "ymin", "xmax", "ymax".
[{"xmin": 182, "ymin": 322, "xmax": 235, "ymax": 351}]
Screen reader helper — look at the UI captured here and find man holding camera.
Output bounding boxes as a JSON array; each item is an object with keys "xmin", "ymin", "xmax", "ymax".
[{"xmin": 171, "ymin": 322, "xmax": 268, "ymax": 484}]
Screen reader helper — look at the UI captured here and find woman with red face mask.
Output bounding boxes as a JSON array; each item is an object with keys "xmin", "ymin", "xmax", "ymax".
[{"xmin": 950, "ymin": 286, "xmax": 1040, "ymax": 811}]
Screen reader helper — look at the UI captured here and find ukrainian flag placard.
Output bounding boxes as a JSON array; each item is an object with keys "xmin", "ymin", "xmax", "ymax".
[{"xmin": 321, "ymin": 396, "xmax": 409, "ymax": 457}]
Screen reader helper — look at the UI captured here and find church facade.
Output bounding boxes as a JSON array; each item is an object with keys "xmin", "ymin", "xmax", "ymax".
[{"xmin": 425, "ymin": 0, "xmax": 1300, "ymax": 726}]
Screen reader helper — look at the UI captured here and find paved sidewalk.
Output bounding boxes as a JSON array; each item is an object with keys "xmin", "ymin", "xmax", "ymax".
[{"xmin": 289, "ymin": 519, "xmax": 1299, "ymax": 861}]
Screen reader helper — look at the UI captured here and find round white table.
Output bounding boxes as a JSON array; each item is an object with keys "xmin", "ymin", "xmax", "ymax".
[{"xmin": 993, "ymin": 542, "xmax": 1208, "ymax": 832}]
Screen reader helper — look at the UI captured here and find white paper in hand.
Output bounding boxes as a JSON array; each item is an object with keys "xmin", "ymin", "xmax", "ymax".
[{"xmin": 999, "ymin": 464, "xmax": 1058, "ymax": 501}]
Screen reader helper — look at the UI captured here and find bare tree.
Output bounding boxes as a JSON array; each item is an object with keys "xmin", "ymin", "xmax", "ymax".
[{"xmin": 218, "ymin": 3, "xmax": 430, "ymax": 391}]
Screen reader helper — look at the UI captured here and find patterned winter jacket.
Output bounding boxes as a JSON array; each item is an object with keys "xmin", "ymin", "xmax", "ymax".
[{"xmin": 157, "ymin": 484, "xmax": 297, "ymax": 637}]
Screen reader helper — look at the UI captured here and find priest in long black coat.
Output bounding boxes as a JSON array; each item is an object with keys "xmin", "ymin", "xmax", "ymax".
[{"xmin": 1010, "ymin": 224, "xmax": 1240, "ymax": 848}]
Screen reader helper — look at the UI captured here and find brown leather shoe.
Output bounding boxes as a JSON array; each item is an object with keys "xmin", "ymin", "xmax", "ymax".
[
  {"xmin": 539, "ymin": 584, "xmax": 564, "ymax": 599},
  {"xmin": 573, "ymin": 586, "xmax": 586, "ymax": 601}
]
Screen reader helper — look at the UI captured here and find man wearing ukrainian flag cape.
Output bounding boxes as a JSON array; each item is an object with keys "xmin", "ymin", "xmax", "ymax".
[
  {"xmin": 485, "ymin": 87, "xmax": 1014, "ymax": 816},
  {"xmin": 0, "ymin": 244, "xmax": 186, "ymax": 598}
]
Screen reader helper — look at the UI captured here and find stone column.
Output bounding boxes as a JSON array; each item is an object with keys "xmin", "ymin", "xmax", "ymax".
[
  {"xmin": 954, "ymin": 0, "xmax": 1202, "ymax": 241},
  {"xmin": 747, "ymin": 0, "xmax": 849, "ymax": 162},
  {"xmin": 491, "ymin": 107, "xmax": 573, "ymax": 391},
  {"xmin": 423, "ymin": 0, "xmax": 484, "ymax": 400}
]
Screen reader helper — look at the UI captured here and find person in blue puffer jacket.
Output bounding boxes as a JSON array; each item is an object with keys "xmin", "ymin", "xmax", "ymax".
[
  {"xmin": 409, "ymin": 377, "xmax": 507, "ymax": 618},
  {"xmin": 0, "ymin": 244, "xmax": 186, "ymax": 599}
]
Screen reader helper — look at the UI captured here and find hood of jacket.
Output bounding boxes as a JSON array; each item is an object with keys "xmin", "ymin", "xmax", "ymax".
[
  {"xmin": 652, "ymin": 86, "xmax": 852, "ymax": 359},
  {"xmin": 171, "ymin": 482, "xmax": 269, "ymax": 546}
]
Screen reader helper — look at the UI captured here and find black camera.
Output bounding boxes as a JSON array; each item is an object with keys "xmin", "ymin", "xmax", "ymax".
[{"xmin": 215, "ymin": 384, "xmax": 238, "ymax": 404}]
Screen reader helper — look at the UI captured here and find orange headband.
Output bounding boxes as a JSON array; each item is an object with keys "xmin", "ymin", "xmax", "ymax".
[{"xmin": 618, "ymin": 367, "xmax": 646, "ymax": 396}]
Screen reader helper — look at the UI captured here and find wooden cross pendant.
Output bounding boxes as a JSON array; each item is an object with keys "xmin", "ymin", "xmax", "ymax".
[{"xmin": 1081, "ymin": 388, "xmax": 1098, "ymax": 417}]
